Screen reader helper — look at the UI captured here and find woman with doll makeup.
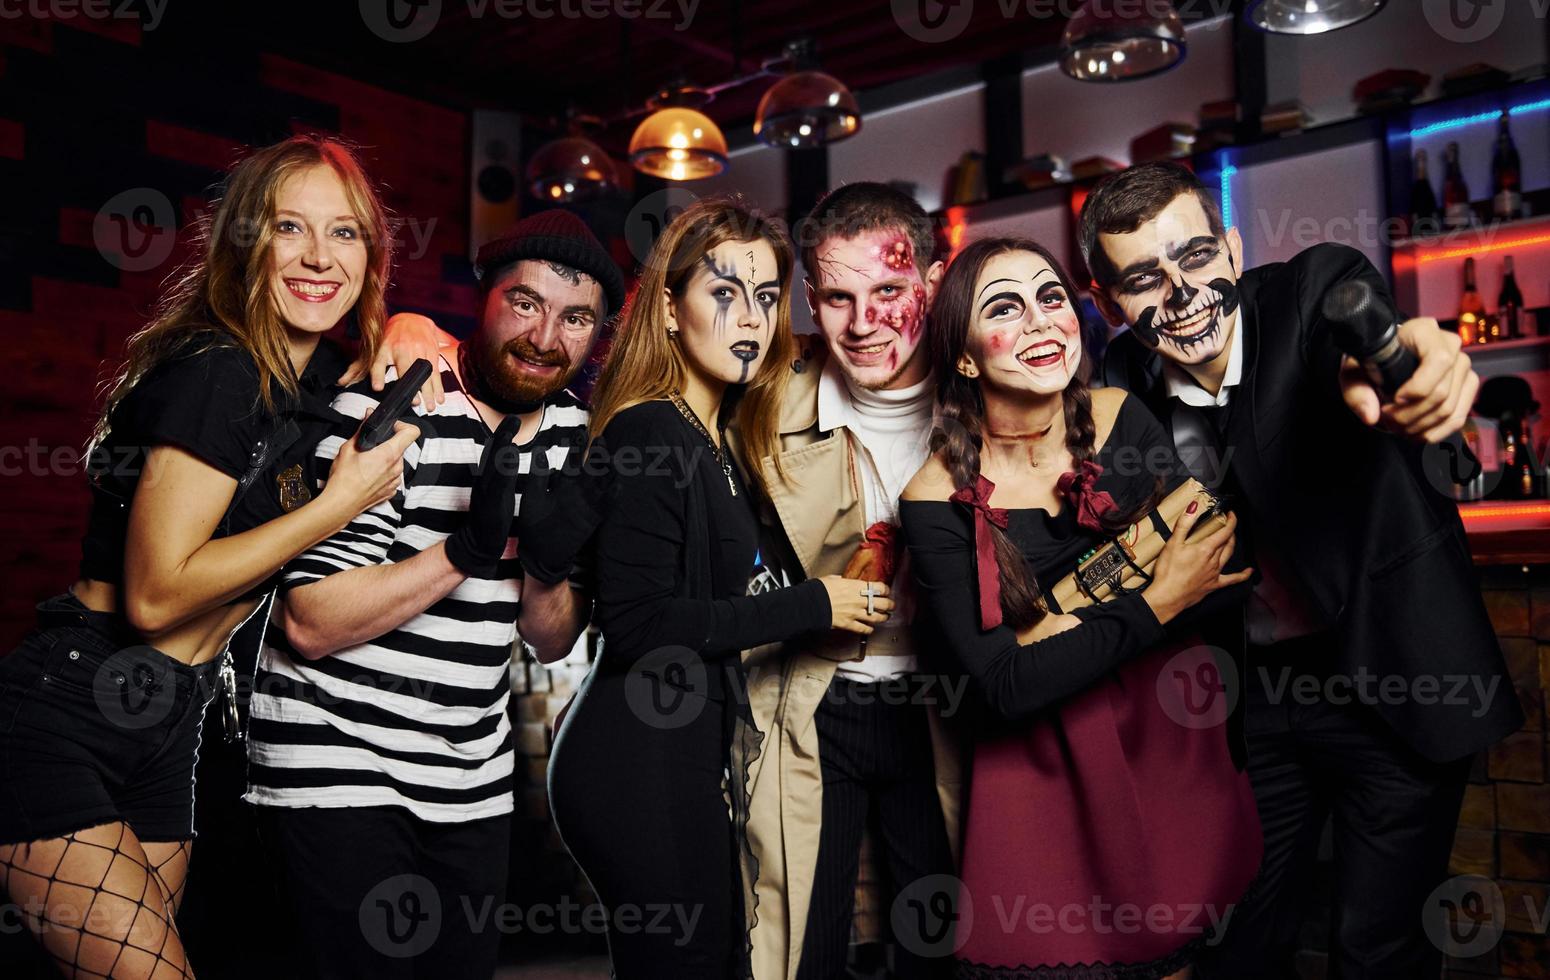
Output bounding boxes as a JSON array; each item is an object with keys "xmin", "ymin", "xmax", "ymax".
[
  {"xmin": 543, "ymin": 198, "xmax": 889, "ymax": 979},
  {"xmin": 900, "ymin": 238, "xmax": 1264, "ymax": 978}
]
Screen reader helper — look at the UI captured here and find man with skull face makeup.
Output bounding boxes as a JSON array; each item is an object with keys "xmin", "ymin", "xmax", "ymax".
[{"xmin": 1083, "ymin": 162, "xmax": 1522, "ymax": 978}]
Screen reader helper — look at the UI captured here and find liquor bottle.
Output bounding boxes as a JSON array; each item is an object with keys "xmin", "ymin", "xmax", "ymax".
[
  {"xmin": 1492, "ymin": 420, "xmax": 1521, "ymax": 500},
  {"xmin": 1443, "ymin": 142, "xmax": 1473, "ymax": 231},
  {"xmin": 1510, "ymin": 415, "xmax": 1543, "ymax": 499},
  {"xmin": 1499, "ymin": 255, "xmax": 1524, "ymax": 339},
  {"xmin": 1492, "ymin": 111, "xmax": 1523, "ymax": 221},
  {"xmin": 1458, "ymin": 416, "xmax": 1484, "ymax": 501},
  {"xmin": 1525, "ymin": 442, "xmax": 1544, "ymax": 498},
  {"xmin": 1410, "ymin": 149, "xmax": 1442, "ymax": 238},
  {"xmin": 1487, "ymin": 411, "xmax": 1543, "ymax": 500},
  {"xmin": 1460, "ymin": 256, "xmax": 1486, "ymax": 344}
]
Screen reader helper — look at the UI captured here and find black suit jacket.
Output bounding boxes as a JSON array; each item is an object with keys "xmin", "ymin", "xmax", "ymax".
[{"xmin": 1102, "ymin": 243, "xmax": 1522, "ymax": 763}]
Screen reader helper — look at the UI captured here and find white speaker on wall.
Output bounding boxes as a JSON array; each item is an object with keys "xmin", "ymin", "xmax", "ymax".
[{"xmin": 469, "ymin": 109, "xmax": 523, "ymax": 259}]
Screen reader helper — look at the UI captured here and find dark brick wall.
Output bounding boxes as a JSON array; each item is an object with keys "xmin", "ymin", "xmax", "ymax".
[{"xmin": 1441, "ymin": 566, "xmax": 1550, "ymax": 980}]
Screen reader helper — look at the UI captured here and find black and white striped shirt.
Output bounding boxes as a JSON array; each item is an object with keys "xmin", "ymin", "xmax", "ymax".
[{"xmin": 244, "ymin": 354, "xmax": 589, "ymax": 822}]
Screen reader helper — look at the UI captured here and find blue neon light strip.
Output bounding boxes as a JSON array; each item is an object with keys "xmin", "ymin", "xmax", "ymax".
[
  {"xmin": 1409, "ymin": 98, "xmax": 1550, "ymax": 140},
  {"xmin": 1220, "ymin": 163, "xmax": 1237, "ymax": 229}
]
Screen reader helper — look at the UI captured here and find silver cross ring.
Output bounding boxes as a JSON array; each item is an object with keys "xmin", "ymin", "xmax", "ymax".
[{"xmin": 861, "ymin": 581, "xmax": 882, "ymax": 617}]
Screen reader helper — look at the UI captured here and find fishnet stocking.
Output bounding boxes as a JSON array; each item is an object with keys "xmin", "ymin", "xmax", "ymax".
[
  {"xmin": 141, "ymin": 841, "xmax": 192, "ymax": 916},
  {"xmin": 0, "ymin": 822, "xmax": 194, "ymax": 979}
]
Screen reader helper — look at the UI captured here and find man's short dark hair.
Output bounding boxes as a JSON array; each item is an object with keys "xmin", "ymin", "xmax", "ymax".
[
  {"xmin": 799, "ymin": 182, "xmax": 937, "ymax": 283},
  {"xmin": 473, "ymin": 208, "xmax": 625, "ymax": 314},
  {"xmin": 1078, "ymin": 162, "xmax": 1226, "ymax": 289}
]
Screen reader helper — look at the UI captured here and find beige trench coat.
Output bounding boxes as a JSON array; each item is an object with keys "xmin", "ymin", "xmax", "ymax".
[{"xmin": 736, "ymin": 344, "xmax": 964, "ymax": 980}]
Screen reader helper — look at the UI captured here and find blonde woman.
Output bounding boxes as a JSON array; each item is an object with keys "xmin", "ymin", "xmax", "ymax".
[
  {"xmin": 0, "ymin": 135, "xmax": 433, "ymax": 979},
  {"xmin": 544, "ymin": 198, "xmax": 889, "ymax": 978}
]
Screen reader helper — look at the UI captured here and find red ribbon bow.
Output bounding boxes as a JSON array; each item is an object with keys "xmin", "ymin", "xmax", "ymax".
[
  {"xmin": 1056, "ymin": 460, "xmax": 1118, "ymax": 533},
  {"xmin": 949, "ymin": 474, "xmax": 1010, "ymax": 631}
]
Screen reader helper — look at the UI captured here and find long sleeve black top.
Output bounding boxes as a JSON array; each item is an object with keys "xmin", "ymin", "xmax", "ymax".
[
  {"xmin": 902, "ymin": 395, "xmax": 1186, "ymax": 724},
  {"xmin": 591, "ymin": 401, "xmax": 831, "ymax": 697}
]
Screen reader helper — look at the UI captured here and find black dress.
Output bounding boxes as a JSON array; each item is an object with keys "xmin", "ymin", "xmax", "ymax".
[{"xmin": 547, "ymin": 400, "xmax": 831, "ymax": 979}]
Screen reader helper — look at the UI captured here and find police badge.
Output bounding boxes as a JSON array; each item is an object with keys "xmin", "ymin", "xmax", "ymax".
[{"xmin": 277, "ymin": 463, "xmax": 312, "ymax": 512}]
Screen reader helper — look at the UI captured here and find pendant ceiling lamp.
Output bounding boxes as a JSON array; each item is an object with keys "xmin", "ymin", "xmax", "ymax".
[
  {"xmin": 1245, "ymin": 0, "xmax": 1386, "ymax": 35},
  {"xmin": 525, "ymin": 116, "xmax": 617, "ymax": 203},
  {"xmin": 628, "ymin": 86, "xmax": 728, "ymax": 181},
  {"xmin": 1060, "ymin": 0, "xmax": 1186, "ymax": 82},
  {"xmin": 754, "ymin": 40, "xmax": 862, "ymax": 149}
]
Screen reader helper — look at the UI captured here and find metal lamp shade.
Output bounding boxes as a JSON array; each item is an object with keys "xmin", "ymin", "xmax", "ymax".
[
  {"xmin": 525, "ymin": 136, "xmax": 617, "ymax": 202},
  {"xmin": 1060, "ymin": 0, "xmax": 1186, "ymax": 82},
  {"xmin": 628, "ymin": 107, "xmax": 729, "ymax": 181},
  {"xmin": 1246, "ymin": 0, "xmax": 1386, "ymax": 35},
  {"xmin": 754, "ymin": 71, "xmax": 862, "ymax": 149}
]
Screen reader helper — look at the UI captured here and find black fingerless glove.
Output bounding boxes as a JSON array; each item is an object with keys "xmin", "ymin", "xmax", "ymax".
[
  {"xmin": 445, "ymin": 414, "xmax": 525, "ymax": 578},
  {"xmin": 515, "ymin": 438, "xmax": 611, "ymax": 586}
]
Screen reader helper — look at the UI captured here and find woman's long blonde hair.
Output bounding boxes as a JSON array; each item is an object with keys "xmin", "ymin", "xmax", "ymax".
[
  {"xmin": 589, "ymin": 196, "xmax": 795, "ymax": 499},
  {"xmin": 92, "ymin": 134, "xmax": 394, "ymax": 447}
]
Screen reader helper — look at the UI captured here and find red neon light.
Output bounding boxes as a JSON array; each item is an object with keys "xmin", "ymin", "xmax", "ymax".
[
  {"xmin": 1459, "ymin": 502, "xmax": 1550, "ymax": 520},
  {"xmin": 1070, "ymin": 186, "xmax": 1090, "ymax": 223},
  {"xmin": 1417, "ymin": 232, "xmax": 1550, "ymax": 263}
]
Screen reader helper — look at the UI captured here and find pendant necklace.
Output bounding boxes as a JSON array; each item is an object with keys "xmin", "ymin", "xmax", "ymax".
[{"xmin": 669, "ymin": 391, "xmax": 737, "ymax": 497}]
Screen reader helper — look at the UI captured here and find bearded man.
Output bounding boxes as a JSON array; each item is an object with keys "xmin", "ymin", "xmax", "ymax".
[{"xmin": 245, "ymin": 210, "xmax": 622, "ymax": 980}]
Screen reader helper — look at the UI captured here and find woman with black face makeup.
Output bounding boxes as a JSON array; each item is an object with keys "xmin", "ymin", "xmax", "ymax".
[
  {"xmin": 900, "ymin": 238, "xmax": 1263, "ymax": 979},
  {"xmin": 542, "ymin": 198, "xmax": 890, "ymax": 979}
]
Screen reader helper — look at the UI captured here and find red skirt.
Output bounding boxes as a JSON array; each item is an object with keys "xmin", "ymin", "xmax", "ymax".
[{"xmin": 953, "ymin": 639, "xmax": 1263, "ymax": 978}]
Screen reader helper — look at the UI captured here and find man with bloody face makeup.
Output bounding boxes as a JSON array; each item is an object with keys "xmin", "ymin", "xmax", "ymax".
[
  {"xmin": 1082, "ymin": 162, "xmax": 1521, "ymax": 979},
  {"xmin": 246, "ymin": 210, "xmax": 622, "ymax": 979},
  {"xmin": 738, "ymin": 183, "xmax": 961, "ymax": 980}
]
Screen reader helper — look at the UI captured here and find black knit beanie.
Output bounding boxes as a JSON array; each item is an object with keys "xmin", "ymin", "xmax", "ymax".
[{"xmin": 473, "ymin": 209, "xmax": 626, "ymax": 315}]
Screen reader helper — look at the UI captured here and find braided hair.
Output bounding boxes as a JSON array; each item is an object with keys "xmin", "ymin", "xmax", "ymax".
[{"xmin": 929, "ymin": 237, "xmax": 1138, "ymax": 631}]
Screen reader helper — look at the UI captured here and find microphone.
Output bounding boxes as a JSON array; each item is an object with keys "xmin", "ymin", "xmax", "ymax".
[
  {"xmin": 1321, "ymin": 279, "xmax": 1480, "ymax": 487},
  {"xmin": 1321, "ymin": 280, "xmax": 1419, "ymax": 399}
]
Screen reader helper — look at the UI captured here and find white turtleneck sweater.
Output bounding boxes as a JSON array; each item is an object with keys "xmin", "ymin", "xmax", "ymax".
[{"xmin": 816, "ymin": 357, "xmax": 936, "ymax": 681}]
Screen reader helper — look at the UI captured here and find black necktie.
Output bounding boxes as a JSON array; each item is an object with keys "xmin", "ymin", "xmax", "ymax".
[{"xmin": 1170, "ymin": 401, "xmax": 1230, "ymax": 491}]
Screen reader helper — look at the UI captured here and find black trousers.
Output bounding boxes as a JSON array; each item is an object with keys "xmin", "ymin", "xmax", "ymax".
[
  {"xmin": 1196, "ymin": 638, "xmax": 1471, "ymax": 980},
  {"xmin": 548, "ymin": 671, "xmax": 743, "ymax": 980},
  {"xmin": 256, "ymin": 804, "xmax": 511, "ymax": 980},
  {"xmin": 797, "ymin": 675, "xmax": 954, "ymax": 980}
]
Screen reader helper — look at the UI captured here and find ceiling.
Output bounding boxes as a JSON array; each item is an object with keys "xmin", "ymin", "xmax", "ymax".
[{"xmin": 167, "ymin": 1, "xmax": 1141, "ymax": 150}]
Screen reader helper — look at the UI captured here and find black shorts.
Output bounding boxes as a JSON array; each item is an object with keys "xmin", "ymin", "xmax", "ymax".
[{"xmin": 0, "ymin": 593, "xmax": 220, "ymax": 845}]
